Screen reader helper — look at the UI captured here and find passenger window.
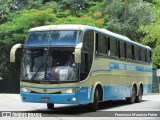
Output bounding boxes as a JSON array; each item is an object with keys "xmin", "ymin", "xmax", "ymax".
[
  {"xmin": 110, "ymin": 38, "xmax": 117, "ymax": 57},
  {"xmin": 80, "ymin": 30, "xmax": 94, "ymax": 80},
  {"xmin": 147, "ymin": 50, "xmax": 152, "ymax": 63},
  {"xmin": 97, "ymin": 34, "xmax": 107, "ymax": 55},
  {"xmin": 141, "ymin": 49, "xmax": 147, "ymax": 63},
  {"xmin": 120, "ymin": 41, "xmax": 125, "ymax": 59}
]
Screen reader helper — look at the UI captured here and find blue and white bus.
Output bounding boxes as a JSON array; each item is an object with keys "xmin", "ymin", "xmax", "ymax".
[{"xmin": 10, "ymin": 24, "xmax": 152, "ymax": 111}]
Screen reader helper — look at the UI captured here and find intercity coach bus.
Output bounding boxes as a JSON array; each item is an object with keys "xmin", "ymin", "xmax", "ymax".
[{"xmin": 10, "ymin": 24, "xmax": 152, "ymax": 111}]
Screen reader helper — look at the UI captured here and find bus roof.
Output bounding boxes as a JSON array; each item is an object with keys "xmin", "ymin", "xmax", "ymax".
[
  {"xmin": 29, "ymin": 24, "xmax": 151, "ymax": 50},
  {"xmin": 29, "ymin": 24, "xmax": 89, "ymax": 31}
]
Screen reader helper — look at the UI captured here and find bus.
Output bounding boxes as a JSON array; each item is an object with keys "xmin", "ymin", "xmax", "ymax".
[{"xmin": 10, "ymin": 24, "xmax": 152, "ymax": 111}]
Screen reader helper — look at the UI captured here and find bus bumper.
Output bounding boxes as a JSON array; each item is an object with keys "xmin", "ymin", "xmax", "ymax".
[{"xmin": 20, "ymin": 92, "xmax": 79, "ymax": 104}]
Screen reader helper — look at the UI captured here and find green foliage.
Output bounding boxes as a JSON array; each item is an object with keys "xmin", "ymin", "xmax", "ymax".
[
  {"xmin": 0, "ymin": 9, "xmax": 56, "ymax": 77},
  {"xmin": 56, "ymin": 16, "xmax": 104, "ymax": 28},
  {"xmin": 0, "ymin": 9, "xmax": 56, "ymax": 44},
  {"xmin": 103, "ymin": 0, "xmax": 154, "ymax": 40},
  {"xmin": 139, "ymin": 0, "xmax": 160, "ymax": 69},
  {"xmin": 0, "ymin": 0, "xmax": 12, "ymax": 23}
]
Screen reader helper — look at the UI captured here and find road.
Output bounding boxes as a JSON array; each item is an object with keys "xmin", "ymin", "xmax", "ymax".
[{"xmin": 0, "ymin": 94, "xmax": 160, "ymax": 120}]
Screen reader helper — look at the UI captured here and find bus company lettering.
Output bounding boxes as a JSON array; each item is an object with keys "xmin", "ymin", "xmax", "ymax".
[
  {"xmin": 110, "ymin": 62, "xmax": 136, "ymax": 71},
  {"xmin": 119, "ymin": 64, "xmax": 125, "ymax": 70},
  {"xmin": 126, "ymin": 65, "xmax": 136, "ymax": 71}
]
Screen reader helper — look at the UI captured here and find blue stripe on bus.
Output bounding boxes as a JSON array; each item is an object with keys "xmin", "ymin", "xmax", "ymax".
[
  {"xmin": 146, "ymin": 68, "xmax": 153, "ymax": 72},
  {"xmin": 91, "ymin": 62, "xmax": 152, "ymax": 73},
  {"xmin": 136, "ymin": 66, "xmax": 144, "ymax": 71}
]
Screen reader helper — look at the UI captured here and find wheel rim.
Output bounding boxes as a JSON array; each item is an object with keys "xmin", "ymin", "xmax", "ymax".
[
  {"xmin": 132, "ymin": 87, "xmax": 136, "ymax": 102},
  {"xmin": 138, "ymin": 87, "xmax": 142, "ymax": 100},
  {"xmin": 94, "ymin": 89, "xmax": 98, "ymax": 104}
]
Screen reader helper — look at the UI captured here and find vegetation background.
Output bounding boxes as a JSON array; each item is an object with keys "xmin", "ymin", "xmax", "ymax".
[{"xmin": 0, "ymin": 0, "xmax": 159, "ymax": 92}]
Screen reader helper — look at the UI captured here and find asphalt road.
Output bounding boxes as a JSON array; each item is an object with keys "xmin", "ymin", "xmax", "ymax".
[{"xmin": 0, "ymin": 94, "xmax": 160, "ymax": 120}]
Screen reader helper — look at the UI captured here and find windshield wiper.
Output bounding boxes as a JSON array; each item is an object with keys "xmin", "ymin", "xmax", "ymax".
[
  {"xmin": 30, "ymin": 48, "xmax": 49, "ymax": 81},
  {"xmin": 30, "ymin": 63, "xmax": 44, "ymax": 81}
]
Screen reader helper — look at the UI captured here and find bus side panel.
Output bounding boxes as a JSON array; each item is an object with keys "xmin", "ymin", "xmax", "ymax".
[
  {"xmin": 103, "ymin": 85, "xmax": 131, "ymax": 100},
  {"xmin": 77, "ymin": 87, "xmax": 92, "ymax": 104}
]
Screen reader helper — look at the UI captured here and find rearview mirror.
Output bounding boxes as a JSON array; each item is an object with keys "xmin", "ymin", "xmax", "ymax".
[
  {"xmin": 74, "ymin": 43, "xmax": 83, "ymax": 63},
  {"xmin": 10, "ymin": 44, "xmax": 22, "ymax": 62}
]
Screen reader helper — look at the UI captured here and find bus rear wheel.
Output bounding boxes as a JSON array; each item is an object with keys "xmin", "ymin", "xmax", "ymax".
[
  {"xmin": 127, "ymin": 86, "xmax": 136, "ymax": 104},
  {"xmin": 89, "ymin": 88, "xmax": 99, "ymax": 111},
  {"xmin": 135, "ymin": 86, "xmax": 143, "ymax": 103},
  {"xmin": 47, "ymin": 103, "xmax": 54, "ymax": 109}
]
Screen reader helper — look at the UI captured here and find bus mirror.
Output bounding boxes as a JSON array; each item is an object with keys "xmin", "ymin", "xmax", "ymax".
[
  {"xmin": 10, "ymin": 43, "xmax": 22, "ymax": 62},
  {"xmin": 74, "ymin": 43, "xmax": 83, "ymax": 63}
]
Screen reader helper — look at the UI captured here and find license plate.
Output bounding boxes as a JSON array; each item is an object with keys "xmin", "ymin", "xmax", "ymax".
[{"xmin": 40, "ymin": 97, "xmax": 50, "ymax": 101}]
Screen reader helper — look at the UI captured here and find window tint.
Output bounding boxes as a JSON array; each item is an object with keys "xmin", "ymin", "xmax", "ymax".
[
  {"xmin": 147, "ymin": 50, "xmax": 152, "ymax": 63},
  {"xmin": 141, "ymin": 49, "xmax": 147, "ymax": 62},
  {"xmin": 27, "ymin": 31, "xmax": 79, "ymax": 46},
  {"xmin": 120, "ymin": 41, "xmax": 125, "ymax": 59},
  {"xmin": 97, "ymin": 34, "xmax": 107, "ymax": 54},
  {"xmin": 135, "ymin": 46, "xmax": 141, "ymax": 61},
  {"xmin": 94, "ymin": 31, "xmax": 152, "ymax": 64},
  {"xmin": 127, "ymin": 43, "xmax": 133, "ymax": 60},
  {"xmin": 110, "ymin": 38, "xmax": 117, "ymax": 57},
  {"xmin": 80, "ymin": 30, "xmax": 94, "ymax": 80}
]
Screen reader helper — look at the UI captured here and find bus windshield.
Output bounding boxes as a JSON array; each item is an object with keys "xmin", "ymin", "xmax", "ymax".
[
  {"xmin": 21, "ymin": 48, "xmax": 78, "ymax": 82},
  {"xmin": 26, "ymin": 30, "xmax": 80, "ymax": 46}
]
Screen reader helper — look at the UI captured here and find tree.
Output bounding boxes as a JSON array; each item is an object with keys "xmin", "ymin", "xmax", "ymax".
[
  {"xmin": 0, "ymin": 8, "xmax": 56, "ymax": 77},
  {"xmin": 0, "ymin": 0, "xmax": 13, "ymax": 24},
  {"xmin": 103, "ymin": 0, "xmax": 154, "ymax": 40},
  {"xmin": 139, "ymin": 0, "xmax": 160, "ymax": 68}
]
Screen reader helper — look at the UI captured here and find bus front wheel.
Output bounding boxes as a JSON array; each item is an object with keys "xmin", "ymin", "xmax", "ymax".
[
  {"xmin": 47, "ymin": 103, "xmax": 54, "ymax": 109},
  {"xmin": 89, "ymin": 88, "xmax": 99, "ymax": 111}
]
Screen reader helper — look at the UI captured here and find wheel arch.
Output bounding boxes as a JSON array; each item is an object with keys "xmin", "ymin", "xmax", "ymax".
[
  {"xmin": 91, "ymin": 82, "xmax": 104, "ymax": 102},
  {"xmin": 131, "ymin": 82, "xmax": 138, "ymax": 97},
  {"xmin": 138, "ymin": 82, "xmax": 144, "ymax": 95}
]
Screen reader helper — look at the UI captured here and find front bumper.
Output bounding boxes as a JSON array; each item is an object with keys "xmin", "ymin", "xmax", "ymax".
[{"xmin": 20, "ymin": 92, "xmax": 78, "ymax": 104}]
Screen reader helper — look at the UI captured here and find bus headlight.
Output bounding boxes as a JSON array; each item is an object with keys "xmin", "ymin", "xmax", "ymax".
[
  {"xmin": 21, "ymin": 87, "xmax": 31, "ymax": 92},
  {"xmin": 61, "ymin": 88, "xmax": 78, "ymax": 94}
]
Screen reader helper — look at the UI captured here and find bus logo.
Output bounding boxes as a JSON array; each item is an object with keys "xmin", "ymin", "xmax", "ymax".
[{"xmin": 43, "ymin": 89, "xmax": 47, "ymax": 92}]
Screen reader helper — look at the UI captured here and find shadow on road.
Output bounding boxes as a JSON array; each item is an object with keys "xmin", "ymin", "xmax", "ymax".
[{"xmin": 27, "ymin": 99, "xmax": 148, "ymax": 117}]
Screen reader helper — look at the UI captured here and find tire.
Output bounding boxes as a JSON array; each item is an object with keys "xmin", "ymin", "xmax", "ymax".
[
  {"xmin": 127, "ymin": 86, "xmax": 136, "ymax": 104},
  {"xmin": 135, "ymin": 86, "xmax": 143, "ymax": 103},
  {"xmin": 47, "ymin": 103, "xmax": 54, "ymax": 109},
  {"xmin": 89, "ymin": 88, "xmax": 99, "ymax": 111}
]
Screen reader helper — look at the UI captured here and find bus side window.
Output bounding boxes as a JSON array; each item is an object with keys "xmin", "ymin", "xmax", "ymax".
[
  {"xmin": 141, "ymin": 49, "xmax": 147, "ymax": 63},
  {"xmin": 120, "ymin": 41, "xmax": 125, "ymax": 59},
  {"xmin": 145, "ymin": 49, "xmax": 147, "ymax": 63},
  {"xmin": 98, "ymin": 34, "xmax": 107, "ymax": 55},
  {"xmin": 106, "ymin": 37, "xmax": 110, "ymax": 56},
  {"xmin": 135, "ymin": 46, "xmax": 141, "ymax": 62},
  {"xmin": 147, "ymin": 50, "xmax": 152, "ymax": 63},
  {"xmin": 95, "ymin": 33, "xmax": 98, "ymax": 54},
  {"xmin": 132, "ymin": 45, "xmax": 135, "ymax": 60},
  {"xmin": 96, "ymin": 33, "xmax": 107, "ymax": 55},
  {"xmin": 80, "ymin": 30, "xmax": 94, "ymax": 81},
  {"xmin": 127, "ymin": 43, "xmax": 134, "ymax": 60},
  {"xmin": 117, "ymin": 40, "xmax": 120, "ymax": 58},
  {"xmin": 110, "ymin": 37, "xmax": 117, "ymax": 57}
]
